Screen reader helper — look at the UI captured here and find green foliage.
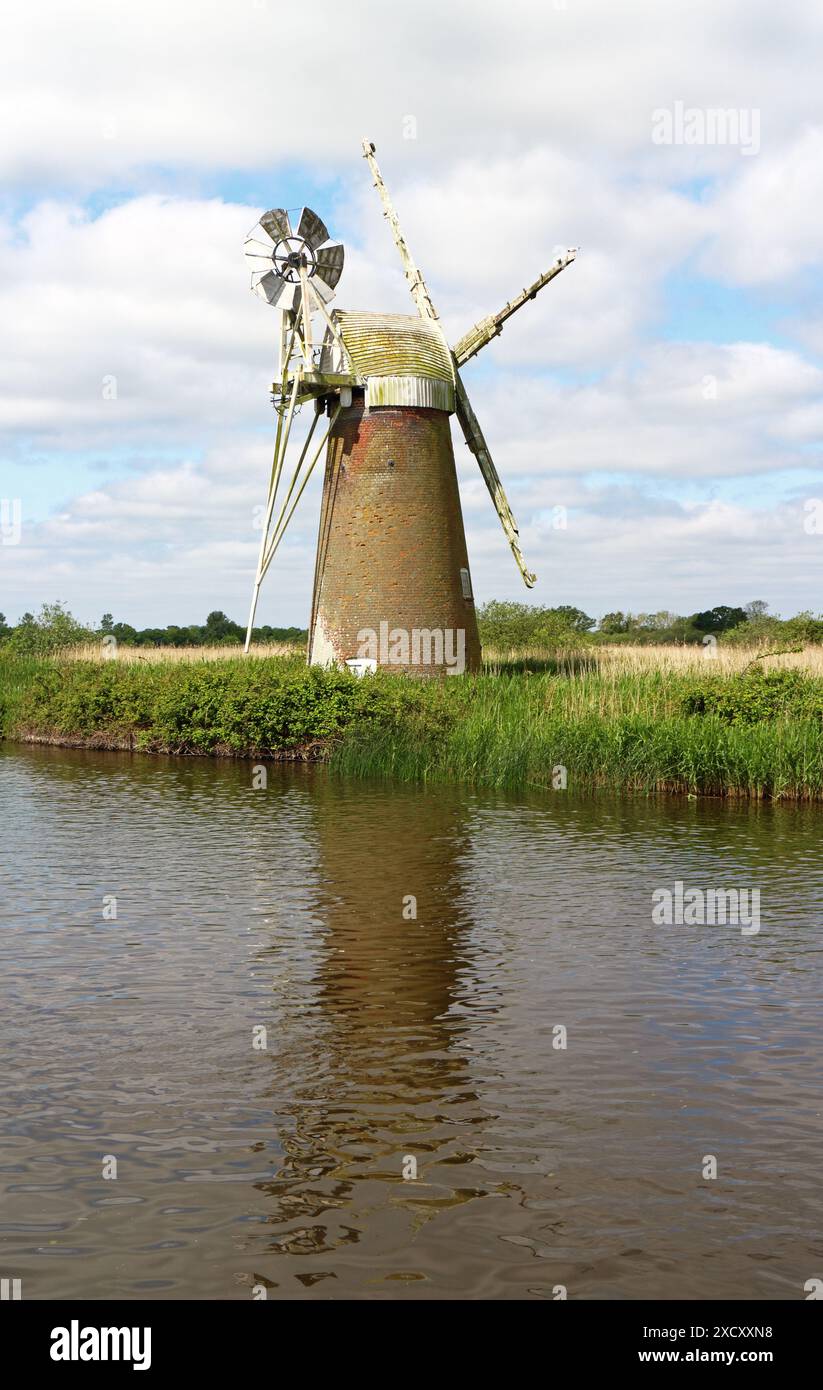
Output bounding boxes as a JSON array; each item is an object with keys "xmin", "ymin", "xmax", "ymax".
[
  {"xmin": 203, "ymin": 610, "xmax": 244, "ymax": 643},
  {"xmin": 745, "ymin": 600, "xmax": 770, "ymax": 621},
  {"xmin": 0, "ymin": 650, "xmax": 45, "ymax": 734},
  {"xmin": 682, "ymin": 667, "xmax": 823, "ymax": 724},
  {"xmin": 478, "ymin": 600, "xmax": 594, "ymax": 648},
  {"xmin": 6, "ymin": 602, "xmax": 94, "ymax": 655},
  {"xmin": 7, "ymin": 656, "xmax": 457, "ymax": 756},
  {"xmin": 105, "ymin": 615, "xmax": 306, "ymax": 647},
  {"xmin": 784, "ymin": 612, "xmax": 823, "ymax": 643},
  {"xmin": 254, "ymin": 625, "xmax": 307, "ymax": 644},
  {"xmin": 596, "ymin": 614, "xmax": 703, "ymax": 645},
  {"xmin": 5, "ymin": 597, "xmax": 823, "ymax": 653},
  {"xmin": 5, "ymin": 650, "xmax": 823, "ymax": 799},
  {"xmin": 594, "ymin": 601, "xmax": 823, "ymax": 648},
  {"xmin": 723, "ymin": 609, "xmax": 823, "ymax": 646},
  {"xmin": 690, "ymin": 605, "xmax": 749, "ymax": 634},
  {"xmin": 1, "ymin": 604, "xmax": 306, "ymax": 650},
  {"xmin": 722, "ymin": 615, "xmax": 786, "ymax": 645},
  {"xmin": 599, "ymin": 611, "xmax": 630, "ymax": 634},
  {"xmin": 334, "ymin": 667, "xmax": 823, "ymax": 800}
]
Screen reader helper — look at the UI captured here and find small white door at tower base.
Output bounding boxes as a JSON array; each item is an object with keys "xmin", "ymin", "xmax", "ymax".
[{"xmin": 345, "ymin": 657, "xmax": 377, "ymax": 678}]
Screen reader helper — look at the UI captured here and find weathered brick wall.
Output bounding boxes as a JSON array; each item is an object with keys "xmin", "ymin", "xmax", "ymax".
[{"xmin": 309, "ymin": 398, "xmax": 482, "ymax": 676}]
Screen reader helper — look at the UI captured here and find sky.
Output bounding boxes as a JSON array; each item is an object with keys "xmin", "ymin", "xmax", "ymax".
[{"xmin": 1, "ymin": 0, "xmax": 822, "ymax": 628}]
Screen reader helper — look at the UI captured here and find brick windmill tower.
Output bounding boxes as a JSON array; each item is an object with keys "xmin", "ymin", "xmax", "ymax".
[{"xmin": 243, "ymin": 140, "xmax": 576, "ymax": 675}]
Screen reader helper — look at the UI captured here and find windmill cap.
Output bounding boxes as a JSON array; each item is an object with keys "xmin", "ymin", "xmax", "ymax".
[
  {"xmin": 334, "ymin": 311, "xmax": 453, "ymax": 383},
  {"xmin": 332, "ymin": 311, "xmax": 455, "ymax": 412}
]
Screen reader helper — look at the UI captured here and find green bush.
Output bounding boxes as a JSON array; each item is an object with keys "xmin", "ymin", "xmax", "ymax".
[
  {"xmin": 10, "ymin": 657, "xmax": 452, "ymax": 755},
  {"xmin": 7, "ymin": 602, "xmax": 94, "ymax": 656},
  {"xmin": 478, "ymin": 600, "xmax": 594, "ymax": 648},
  {"xmin": 682, "ymin": 667, "xmax": 823, "ymax": 724},
  {"xmin": 723, "ymin": 612, "xmax": 823, "ymax": 646}
]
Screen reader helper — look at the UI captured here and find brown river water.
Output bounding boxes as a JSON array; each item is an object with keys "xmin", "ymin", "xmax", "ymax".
[{"xmin": 1, "ymin": 743, "xmax": 821, "ymax": 1300}]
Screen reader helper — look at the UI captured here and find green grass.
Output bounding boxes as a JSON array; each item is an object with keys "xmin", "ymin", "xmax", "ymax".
[
  {"xmin": 332, "ymin": 666, "xmax": 823, "ymax": 798},
  {"xmin": 0, "ymin": 651, "xmax": 45, "ymax": 734},
  {"xmin": 2, "ymin": 650, "xmax": 823, "ymax": 800}
]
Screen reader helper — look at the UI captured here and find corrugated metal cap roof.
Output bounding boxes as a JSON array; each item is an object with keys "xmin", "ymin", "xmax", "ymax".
[
  {"xmin": 333, "ymin": 311, "xmax": 454, "ymax": 384},
  {"xmin": 366, "ymin": 375, "xmax": 454, "ymax": 412}
]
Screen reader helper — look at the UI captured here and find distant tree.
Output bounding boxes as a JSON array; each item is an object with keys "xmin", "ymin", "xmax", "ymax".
[
  {"xmin": 204, "ymin": 610, "xmax": 244, "ymax": 643},
  {"xmin": 0, "ymin": 613, "xmax": 10, "ymax": 641},
  {"xmin": 252, "ymin": 625, "xmax": 307, "ymax": 644},
  {"xmin": 99, "ymin": 613, "xmax": 115, "ymax": 634},
  {"xmin": 691, "ymin": 605, "xmax": 748, "ymax": 634},
  {"xmin": 476, "ymin": 601, "xmax": 543, "ymax": 647},
  {"xmin": 724, "ymin": 608, "xmax": 823, "ymax": 646},
  {"xmin": 668, "ymin": 616, "xmax": 703, "ymax": 643},
  {"xmin": 643, "ymin": 610, "xmax": 680, "ymax": 630},
  {"xmin": 723, "ymin": 617, "xmax": 777, "ymax": 644},
  {"xmin": 7, "ymin": 601, "xmax": 94, "ymax": 655},
  {"xmin": 549, "ymin": 605, "xmax": 595, "ymax": 633},
  {"xmin": 599, "ymin": 611, "xmax": 629, "ymax": 634},
  {"xmin": 477, "ymin": 601, "xmax": 594, "ymax": 649},
  {"xmin": 745, "ymin": 600, "xmax": 769, "ymax": 621},
  {"xmin": 784, "ymin": 611, "xmax": 823, "ymax": 642}
]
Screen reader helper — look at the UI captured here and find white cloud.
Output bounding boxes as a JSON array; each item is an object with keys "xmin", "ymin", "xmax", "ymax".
[
  {"xmin": 458, "ymin": 342, "xmax": 823, "ymax": 483},
  {"xmin": 702, "ymin": 127, "xmax": 823, "ymax": 285},
  {"xmin": 0, "ymin": 196, "xmax": 272, "ymax": 446},
  {"xmin": 4, "ymin": 1, "xmax": 823, "ymax": 185}
]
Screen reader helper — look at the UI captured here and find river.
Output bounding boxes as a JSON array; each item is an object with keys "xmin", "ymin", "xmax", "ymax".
[{"xmin": 1, "ymin": 744, "xmax": 820, "ymax": 1300}]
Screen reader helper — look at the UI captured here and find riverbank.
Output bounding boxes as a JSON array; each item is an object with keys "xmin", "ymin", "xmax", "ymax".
[{"xmin": 2, "ymin": 647, "xmax": 823, "ymax": 799}]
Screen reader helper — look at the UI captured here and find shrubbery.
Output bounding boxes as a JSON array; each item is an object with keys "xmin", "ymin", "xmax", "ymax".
[
  {"xmin": 10, "ymin": 656, "xmax": 455, "ymax": 755},
  {"xmin": 722, "ymin": 612, "xmax": 823, "ymax": 646},
  {"xmin": 5, "ymin": 602, "xmax": 95, "ymax": 655},
  {"xmin": 477, "ymin": 600, "xmax": 595, "ymax": 649},
  {"xmin": 682, "ymin": 667, "xmax": 823, "ymax": 724},
  {"xmin": 101, "ymin": 610, "xmax": 307, "ymax": 648}
]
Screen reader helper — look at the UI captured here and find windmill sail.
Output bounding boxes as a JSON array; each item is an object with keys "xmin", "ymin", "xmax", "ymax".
[
  {"xmin": 454, "ymin": 381, "xmax": 536, "ymax": 587},
  {"xmin": 360, "ymin": 139, "xmax": 548, "ymax": 589}
]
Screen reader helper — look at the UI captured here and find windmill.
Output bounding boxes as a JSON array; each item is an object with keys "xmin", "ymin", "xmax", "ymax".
[{"xmin": 243, "ymin": 140, "xmax": 576, "ymax": 674}]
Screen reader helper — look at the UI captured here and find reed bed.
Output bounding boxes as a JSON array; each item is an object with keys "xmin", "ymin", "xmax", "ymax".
[
  {"xmin": 64, "ymin": 638, "xmax": 822, "ymax": 676},
  {"xmin": 65, "ymin": 641, "xmax": 304, "ymax": 664},
  {"xmin": 483, "ymin": 641, "xmax": 822, "ymax": 677},
  {"xmin": 333, "ymin": 673, "xmax": 823, "ymax": 800}
]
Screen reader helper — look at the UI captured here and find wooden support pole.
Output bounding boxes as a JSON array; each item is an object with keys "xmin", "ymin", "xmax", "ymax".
[
  {"xmin": 261, "ymin": 403, "xmax": 342, "ymax": 580},
  {"xmin": 261, "ymin": 406, "xmax": 320, "ymax": 571},
  {"xmin": 244, "ymin": 369, "xmax": 301, "ymax": 652}
]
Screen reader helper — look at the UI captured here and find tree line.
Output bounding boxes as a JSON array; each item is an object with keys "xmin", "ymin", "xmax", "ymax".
[
  {"xmin": 0, "ymin": 605, "xmax": 306, "ymax": 654},
  {"xmin": 475, "ymin": 599, "xmax": 823, "ymax": 648},
  {"xmin": 1, "ymin": 598, "xmax": 822, "ymax": 656}
]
